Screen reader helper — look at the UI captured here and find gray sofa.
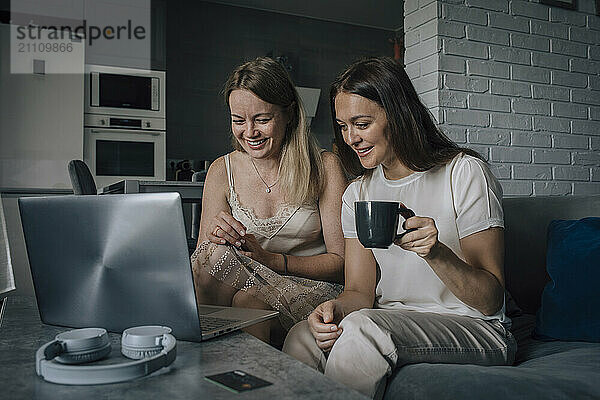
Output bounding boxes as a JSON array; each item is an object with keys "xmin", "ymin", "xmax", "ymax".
[{"xmin": 384, "ymin": 195, "xmax": 600, "ymax": 400}]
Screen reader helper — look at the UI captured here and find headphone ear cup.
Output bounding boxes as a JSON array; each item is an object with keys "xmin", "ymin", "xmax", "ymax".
[
  {"xmin": 121, "ymin": 326, "xmax": 172, "ymax": 360},
  {"xmin": 120, "ymin": 346, "xmax": 161, "ymax": 360},
  {"xmin": 55, "ymin": 344, "xmax": 112, "ymax": 364},
  {"xmin": 51, "ymin": 328, "xmax": 112, "ymax": 365}
]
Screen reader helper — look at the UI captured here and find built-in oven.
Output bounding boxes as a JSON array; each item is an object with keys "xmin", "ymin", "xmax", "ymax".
[
  {"xmin": 84, "ymin": 64, "xmax": 165, "ymax": 119},
  {"xmin": 84, "ymin": 114, "xmax": 166, "ymax": 188}
]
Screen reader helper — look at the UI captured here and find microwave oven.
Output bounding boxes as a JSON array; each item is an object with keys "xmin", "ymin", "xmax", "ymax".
[{"xmin": 84, "ymin": 64, "xmax": 165, "ymax": 119}]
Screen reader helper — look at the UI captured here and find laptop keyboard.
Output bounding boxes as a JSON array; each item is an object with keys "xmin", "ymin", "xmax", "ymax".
[{"xmin": 199, "ymin": 315, "xmax": 240, "ymax": 331}]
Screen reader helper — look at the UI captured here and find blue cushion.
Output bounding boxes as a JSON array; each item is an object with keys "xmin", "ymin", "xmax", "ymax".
[{"xmin": 534, "ymin": 217, "xmax": 600, "ymax": 342}]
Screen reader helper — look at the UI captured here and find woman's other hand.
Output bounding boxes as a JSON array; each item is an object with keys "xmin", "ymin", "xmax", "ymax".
[
  {"xmin": 208, "ymin": 210, "xmax": 247, "ymax": 247},
  {"xmin": 394, "ymin": 215, "xmax": 440, "ymax": 259},
  {"xmin": 237, "ymin": 233, "xmax": 281, "ymax": 269},
  {"xmin": 307, "ymin": 300, "xmax": 344, "ymax": 352}
]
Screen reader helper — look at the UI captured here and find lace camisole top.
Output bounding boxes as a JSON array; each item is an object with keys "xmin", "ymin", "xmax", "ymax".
[{"xmin": 224, "ymin": 153, "xmax": 326, "ymax": 257}]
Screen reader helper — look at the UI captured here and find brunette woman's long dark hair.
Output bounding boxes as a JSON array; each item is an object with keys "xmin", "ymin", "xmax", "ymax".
[{"xmin": 331, "ymin": 57, "xmax": 482, "ymax": 177}]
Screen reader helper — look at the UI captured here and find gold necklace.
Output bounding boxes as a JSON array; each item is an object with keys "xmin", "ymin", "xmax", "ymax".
[{"xmin": 250, "ymin": 157, "xmax": 282, "ymax": 193}]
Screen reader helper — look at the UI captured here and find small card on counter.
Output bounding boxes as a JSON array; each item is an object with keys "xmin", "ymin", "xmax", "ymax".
[{"xmin": 204, "ymin": 370, "xmax": 272, "ymax": 393}]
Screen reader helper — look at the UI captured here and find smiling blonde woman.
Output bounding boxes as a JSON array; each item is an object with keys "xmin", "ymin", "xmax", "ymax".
[{"xmin": 191, "ymin": 57, "xmax": 347, "ymax": 347}]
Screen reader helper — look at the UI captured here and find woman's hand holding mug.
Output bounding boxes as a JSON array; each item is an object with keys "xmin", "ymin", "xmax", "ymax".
[{"xmin": 394, "ymin": 215, "xmax": 440, "ymax": 259}]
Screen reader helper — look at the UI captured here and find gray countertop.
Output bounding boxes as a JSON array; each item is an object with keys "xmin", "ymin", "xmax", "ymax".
[
  {"xmin": 0, "ymin": 296, "xmax": 367, "ymax": 399},
  {"xmin": 0, "ymin": 188, "xmax": 73, "ymax": 195},
  {"xmin": 100, "ymin": 180, "xmax": 204, "ymax": 202}
]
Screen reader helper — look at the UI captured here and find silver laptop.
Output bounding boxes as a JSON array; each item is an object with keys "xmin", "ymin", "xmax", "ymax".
[{"xmin": 19, "ymin": 193, "xmax": 277, "ymax": 342}]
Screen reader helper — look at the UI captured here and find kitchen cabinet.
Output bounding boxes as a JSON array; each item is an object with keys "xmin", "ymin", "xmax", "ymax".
[
  {"xmin": 82, "ymin": 0, "xmax": 166, "ymax": 70},
  {"xmin": 151, "ymin": 0, "xmax": 166, "ymax": 71},
  {"xmin": 0, "ymin": 23, "xmax": 84, "ymax": 190}
]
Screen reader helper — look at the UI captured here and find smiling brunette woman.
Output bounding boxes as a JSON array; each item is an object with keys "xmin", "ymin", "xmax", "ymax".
[
  {"xmin": 191, "ymin": 57, "xmax": 347, "ymax": 346},
  {"xmin": 283, "ymin": 57, "xmax": 517, "ymax": 399}
]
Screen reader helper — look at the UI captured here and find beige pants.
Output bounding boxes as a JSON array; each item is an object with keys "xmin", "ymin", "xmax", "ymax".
[{"xmin": 283, "ymin": 308, "xmax": 516, "ymax": 399}]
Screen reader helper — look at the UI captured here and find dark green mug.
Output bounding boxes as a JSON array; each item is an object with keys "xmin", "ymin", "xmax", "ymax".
[{"xmin": 355, "ymin": 201, "xmax": 416, "ymax": 249}]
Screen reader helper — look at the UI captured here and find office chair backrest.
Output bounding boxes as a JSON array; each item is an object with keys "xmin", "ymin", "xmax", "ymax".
[{"xmin": 68, "ymin": 160, "xmax": 97, "ymax": 195}]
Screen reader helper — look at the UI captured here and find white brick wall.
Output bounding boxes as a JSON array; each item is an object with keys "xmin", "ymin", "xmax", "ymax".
[
  {"xmin": 404, "ymin": 0, "xmax": 442, "ymax": 123},
  {"xmin": 404, "ymin": 0, "xmax": 600, "ymax": 197}
]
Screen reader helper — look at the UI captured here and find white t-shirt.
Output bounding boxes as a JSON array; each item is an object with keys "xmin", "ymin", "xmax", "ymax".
[{"xmin": 341, "ymin": 153, "xmax": 508, "ymax": 323}]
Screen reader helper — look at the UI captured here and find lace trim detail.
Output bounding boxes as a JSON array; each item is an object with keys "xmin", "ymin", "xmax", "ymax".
[
  {"xmin": 229, "ymin": 188, "xmax": 299, "ymax": 239},
  {"xmin": 191, "ymin": 241, "xmax": 343, "ymax": 331}
]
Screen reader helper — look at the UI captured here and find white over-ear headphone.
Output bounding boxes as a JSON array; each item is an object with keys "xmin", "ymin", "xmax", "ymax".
[{"xmin": 36, "ymin": 325, "xmax": 176, "ymax": 385}]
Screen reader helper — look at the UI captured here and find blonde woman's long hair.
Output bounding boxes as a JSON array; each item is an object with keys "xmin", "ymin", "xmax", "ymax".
[{"xmin": 223, "ymin": 57, "xmax": 324, "ymax": 206}]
